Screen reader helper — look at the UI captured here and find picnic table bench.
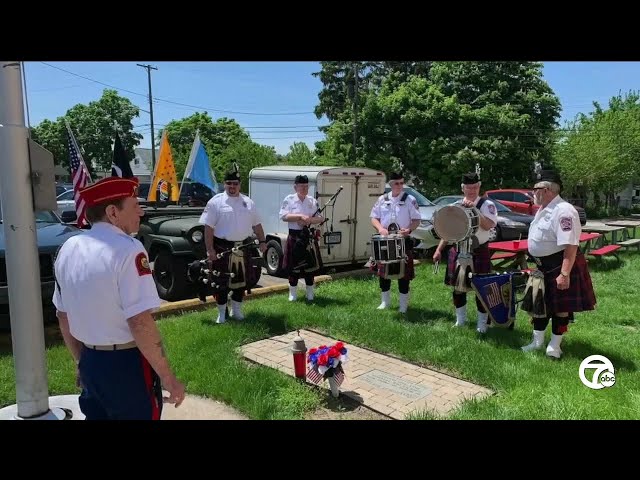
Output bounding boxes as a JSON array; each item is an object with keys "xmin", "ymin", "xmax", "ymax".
[
  {"xmin": 617, "ymin": 238, "xmax": 640, "ymax": 251},
  {"xmin": 587, "ymin": 244, "xmax": 621, "ymax": 263}
]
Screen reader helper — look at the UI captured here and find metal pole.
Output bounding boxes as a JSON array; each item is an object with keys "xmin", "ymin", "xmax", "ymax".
[
  {"xmin": 0, "ymin": 61, "xmax": 50, "ymax": 418},
  {"xmin": 137, "ymin": 64, "xmax": 157, "ymax": 173}
]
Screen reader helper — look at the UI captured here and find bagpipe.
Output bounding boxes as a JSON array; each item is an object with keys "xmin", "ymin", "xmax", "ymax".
[
  {"xmin": 290, "ymin": 186, "xmax": 343, "ymax": 272},
  {"xmin": 187, "ymin": 238, "xmax": 262, "ymax": 301}
]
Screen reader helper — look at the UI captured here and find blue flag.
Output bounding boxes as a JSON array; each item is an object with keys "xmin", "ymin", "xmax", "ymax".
[
  {"xmin": 470, "ymin": 272, "xmax": 518, "ymax": 328},
  {"xmin": 183, "ymin": 133, "xmax": 216, "ymax": 193}
]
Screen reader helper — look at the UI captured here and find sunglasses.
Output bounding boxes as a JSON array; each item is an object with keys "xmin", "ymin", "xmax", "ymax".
[
  {"xmin": 392, "ymin": 181, "xmax": 405, "ymax": 186},
  {"xmin": 532, "ymin": 187, "xmax": 547, "ymax": 191},
  {"xmin": 225, "ymin": 181, "xmax": 240, "ymax": 186}
]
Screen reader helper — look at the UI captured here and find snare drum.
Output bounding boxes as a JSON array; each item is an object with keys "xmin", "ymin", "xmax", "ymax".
[
  {"xmin": 432, "ymin": 204, "xmax": 480, "ymax": 243},
  {"xmin": 371, "ymin": 234, "xmax": 406, "ymax": 263}
]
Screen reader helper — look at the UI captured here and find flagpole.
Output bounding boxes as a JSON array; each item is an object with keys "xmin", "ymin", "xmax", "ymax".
[{"xmin": 0, "ymin": 61, "xmax": 68, "ymax": 420}]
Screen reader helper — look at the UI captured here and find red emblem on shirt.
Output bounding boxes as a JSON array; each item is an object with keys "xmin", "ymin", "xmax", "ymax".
[
  {"xmin": 560, "ymin": 217, "xmax": 572, "ymax": 232},
  {"xmin": 135, "ymin": 252, "xmax": 152, "ymax": 276}
]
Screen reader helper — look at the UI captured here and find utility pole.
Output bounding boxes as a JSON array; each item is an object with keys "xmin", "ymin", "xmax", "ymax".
[
  {"xmin": 137, "ymin": 64, "xmax": 158, "ymax": 173},
  {"xmin": 0, "ymin": 61, "xmax": 68, "ymax": 420},
  {"xmin": 352, "ymin": 62, "xmax": 359, "ymax": 165}
]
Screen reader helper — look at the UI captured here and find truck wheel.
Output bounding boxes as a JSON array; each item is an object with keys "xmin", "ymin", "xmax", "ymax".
[
  {"xmin": 265, "ymin": 240, "xmax": 284, "ymax": 276},
  {"xmin": 153, "ymin": 249, "xmax": 189, "ymax": 301}
]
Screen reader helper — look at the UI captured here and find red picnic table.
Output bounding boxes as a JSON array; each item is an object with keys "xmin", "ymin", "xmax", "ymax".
[{"xmin": 489, "ymin": 232, "xmax": 601, "ymax": 270}]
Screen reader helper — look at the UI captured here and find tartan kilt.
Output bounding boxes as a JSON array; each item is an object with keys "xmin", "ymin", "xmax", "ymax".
[
  {"xmin": 212, "ymin": 237, "xmax": 260, "ymax": 290},
  {"xmin": 372, "ymin": 248, "xmax": 415, "ymax": 281},
  {"xmin": 283, "ymin": 231, "xmax": 323, "ymax": 275},
  {"xmin": 540, "ymin": 251, "xmax": 596, "ymax": 314},
  {"xmin": 444, "ymin": 243, "xmax": 491, "ymax": 287}
]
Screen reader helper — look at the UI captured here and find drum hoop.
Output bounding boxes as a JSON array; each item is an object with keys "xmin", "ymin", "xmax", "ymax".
[{"xmin": 433, "ymin": 204, "xmax": 479, "ymax": 242}]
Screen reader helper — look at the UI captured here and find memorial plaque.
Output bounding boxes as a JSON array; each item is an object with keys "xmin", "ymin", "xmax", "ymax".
[{"xmin": 359, "ymin": 369, "xmax": 431, "ymax": 400}]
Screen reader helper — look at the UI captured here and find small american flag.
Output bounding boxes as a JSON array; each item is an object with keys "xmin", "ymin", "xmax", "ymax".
[
  {"xmin": 306, "ymin": 367, "xmax": 324, "ymax": 384},
  {"xmin": 332, "ymin": 368, "xmax": 345, "ymax": 387},
  {"xmin": 65, "ymin": 123, "xmax": 92, "ymax": 228}
]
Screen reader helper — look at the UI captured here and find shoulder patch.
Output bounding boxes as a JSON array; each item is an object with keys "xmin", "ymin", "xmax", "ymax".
[
  {"xmin": 282, "ymin": 199, "xmax": 288, "ymax": 209},
  {"xmin": 135, "ymin": 252, "xmax": 152, "ymax": 276},
  {"xmin": 560, "ymin": 217, "xmax": 573, "ymax": 232},
  {"xmin": 488, "ymin": 204, "xmax": 496, "ymax": 215},
  {"xmin": 411, "ymin": 198, "xmax": 418, "ymax": 208}
]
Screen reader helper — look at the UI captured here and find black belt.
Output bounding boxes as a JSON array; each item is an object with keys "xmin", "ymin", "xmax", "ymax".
[
  {"xmin": 289, "ymin": 229, "xmax": 306, "ymax": 236},
  {"xmin": 214, "ymin": 236, "xmax": 246, "ymax": 247},
  {"xmin": 531, "ymin": 250, "xmax": 564, "ymax": 268}
]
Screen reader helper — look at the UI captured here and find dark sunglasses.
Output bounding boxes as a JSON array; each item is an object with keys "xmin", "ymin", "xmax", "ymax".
[
  {"xmin": 532, "ymin": 187, "xmax": 547, "ymax": 191},
  {"xmin": 225, "ymin": 181, "xmax": 240, "ymax": 186}
]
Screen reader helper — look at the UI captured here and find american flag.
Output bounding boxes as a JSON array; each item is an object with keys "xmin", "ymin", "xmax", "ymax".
[
  {"xmin": 332, "ymin": 368, "xmax": 345, "ymax": 387},
  {"xmin": 66, "ymin": 123, "xmax": 92, "ymax": 228},
  {"xmin": 306, "ymin": 367, "xmax": 324, "ymax": 384}
]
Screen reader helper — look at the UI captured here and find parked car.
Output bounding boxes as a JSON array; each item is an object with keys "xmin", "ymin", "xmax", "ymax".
[
  {"xmin": 0, "ymin": 204, "xmax": 82, "ymax": 328},
  {"xmin": 485, "ymin": 188, "xmax": 587, "ymax": 225},
  {"xmin": 432, "ymin": 195, "xmax": 534, "ymax": 242},
  {"xmin": 383, "ymin": 184, "xmax": 439, "ymax": 250}
]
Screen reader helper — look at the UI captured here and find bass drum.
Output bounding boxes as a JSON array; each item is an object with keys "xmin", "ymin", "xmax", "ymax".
[{"xmin": 432, "ymin": 204, "xmax": 480, "ymax": 243}]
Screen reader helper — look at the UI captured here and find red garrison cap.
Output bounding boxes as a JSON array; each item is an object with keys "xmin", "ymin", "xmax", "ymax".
[{"xmin": 79, "ymin": 176, "xmax": 139, "ymax": 207}]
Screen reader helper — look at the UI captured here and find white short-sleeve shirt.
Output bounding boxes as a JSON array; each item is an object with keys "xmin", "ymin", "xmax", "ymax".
[
  {"xmin": 370, "ymin": 192, "xmax": 422, "ymax": 229},
  {"xmin": 198, "ymin": 192, "xmax": 261, "ymax": 241},
  {"xmin": 52, "ymin": 222, "xmax": 161, "ymax": 345},
  {"xmin": 279, "ymin": 193, "xmax": 321, "ymax": 231},
  {"xmin": 528, "ymin": 196, "xmax": 581, "ymax": 257}
]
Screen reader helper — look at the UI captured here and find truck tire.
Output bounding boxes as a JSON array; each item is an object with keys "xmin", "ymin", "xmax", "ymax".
[
  {"xmin": 152, "ymin": 248, "xmax": 189, "ymax": 301},
  {"xmin": 265, "ymin": 239, "xmax": 285, "ymax": 276}
]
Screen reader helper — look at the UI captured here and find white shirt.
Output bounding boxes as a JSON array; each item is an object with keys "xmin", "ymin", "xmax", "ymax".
[
  {"xmin": 52, "ymin": 222, "xmax": 161, "ymax": 345},
  {"xmin": 370, "ymin": 192, "xmax": 422, "ymax": 229},
  {"xmin": 528, "ymin": 195, "xmax": 581, "ymax": 257},
  {"xmin": 199, "ymin": 192, "xmax": 261, "ymax": 241},
  {"xmin": 279, "ymin": 193, "xmax": 320, "ymax": 231}
]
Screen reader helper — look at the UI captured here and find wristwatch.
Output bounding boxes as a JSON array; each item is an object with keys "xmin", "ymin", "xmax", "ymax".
[{"xmin": 560, "ymin": 271, "xmax": 569, "ymax": 278}]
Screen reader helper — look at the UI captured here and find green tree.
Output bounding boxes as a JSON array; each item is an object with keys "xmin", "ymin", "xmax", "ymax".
[
  {"xmin": 159, "ymin": 113, "xmax": 250, "ymax": 179},
  {"xmin": 554, "ymin": 91, "xmax": 640, "ymax": 209},
  {"xmin": 215, "ymin": 139, "xmax": 279, "ymax": 192},
  {"xmin": 31, "ymin": 89, "xmax": 142, "ymax": 173},
  {"xmin": 332, "ymin": 62, "xmax": 561, "ymax": 197},
  {"xmin": 285, "ymin": 142, "xmax": 315, "ymax": 165}
]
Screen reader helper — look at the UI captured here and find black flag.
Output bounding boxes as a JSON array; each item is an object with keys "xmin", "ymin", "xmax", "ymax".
[{"xmin": 111, "ymin": 131, "xmax": 134, "ymax": 178}]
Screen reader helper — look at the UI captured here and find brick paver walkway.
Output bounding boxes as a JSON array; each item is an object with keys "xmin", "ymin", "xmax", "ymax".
[{"xmin": 241, "ymin": 329, "xmax": 493, "ymax": 420}]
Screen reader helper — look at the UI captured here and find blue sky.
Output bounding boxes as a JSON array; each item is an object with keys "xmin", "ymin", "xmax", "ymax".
[{"xmin": 23, "ymin": 61, "xmax": 640, "ymax": 155}]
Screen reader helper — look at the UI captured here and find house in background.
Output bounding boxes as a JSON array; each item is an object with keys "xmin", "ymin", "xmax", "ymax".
[{"xmin": 54, "ymin": 147, "xmax": 158, "ymax": 183}]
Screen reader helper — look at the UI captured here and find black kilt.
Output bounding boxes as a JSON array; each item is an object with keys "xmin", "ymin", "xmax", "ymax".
[
  {"xmin": 283, "ymin": 229, "xmax": 323, "ymax": 275},
  {"xmin": 445, "ymin": 243, "xmax": 491, "ymax": 287},
  {"xmin": 533, "ymin": 250, "xmax": 596, "ymax": 314},
  {"xmin": 212, "ymin": 236, "xmax": 260, "ymax": 290}
]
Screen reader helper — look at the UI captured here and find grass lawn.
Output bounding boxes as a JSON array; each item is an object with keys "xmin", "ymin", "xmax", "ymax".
[{"xmin": 1, "ymin": 251, "xmax": 638, "ymax": 419}]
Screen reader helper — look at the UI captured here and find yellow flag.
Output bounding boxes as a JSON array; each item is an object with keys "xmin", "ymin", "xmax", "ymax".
[{"xmin": 148, "ymin": 131, "xmax": 179, "ymax": 201}]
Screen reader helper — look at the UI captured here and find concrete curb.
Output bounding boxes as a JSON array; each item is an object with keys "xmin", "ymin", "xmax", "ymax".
[{"xmin": 152, "ymin": 260, "xmax": 423, "ymax": 320}]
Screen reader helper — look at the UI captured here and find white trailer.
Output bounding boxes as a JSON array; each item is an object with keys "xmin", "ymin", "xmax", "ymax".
[{"xmin": 249, "ymin": 166, "xmax": 386, "ymax": 276}]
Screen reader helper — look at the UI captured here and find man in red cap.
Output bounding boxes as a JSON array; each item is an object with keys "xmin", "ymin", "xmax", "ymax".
[{"xmin": 52, "ymin": 176, "xmax": 185, "ymax": 420}]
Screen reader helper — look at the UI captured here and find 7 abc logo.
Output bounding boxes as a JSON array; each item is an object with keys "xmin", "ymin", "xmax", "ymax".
[{"xmin": 579, "ymin": 355, "xmax": 616, "ymax": 390}]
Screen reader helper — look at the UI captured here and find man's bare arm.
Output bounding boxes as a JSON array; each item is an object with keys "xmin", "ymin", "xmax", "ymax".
[
  {"xmin": 127, "ymin": 310, "xmax": 175, "ymax": 381},
  {"xmin": 57, "ymin": 311, "xmax": 82, "ymax": 363}
]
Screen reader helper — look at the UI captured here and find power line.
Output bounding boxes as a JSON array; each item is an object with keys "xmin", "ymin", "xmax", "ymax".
[{"xmin": 39, "ymin": 62, "xmax": 316, "ymax": 116}]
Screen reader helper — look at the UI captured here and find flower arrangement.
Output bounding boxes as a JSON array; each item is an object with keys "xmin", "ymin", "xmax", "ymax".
[{"xmin": 306, "ymin": 341, "xmax": 348, "ymax": 387}]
